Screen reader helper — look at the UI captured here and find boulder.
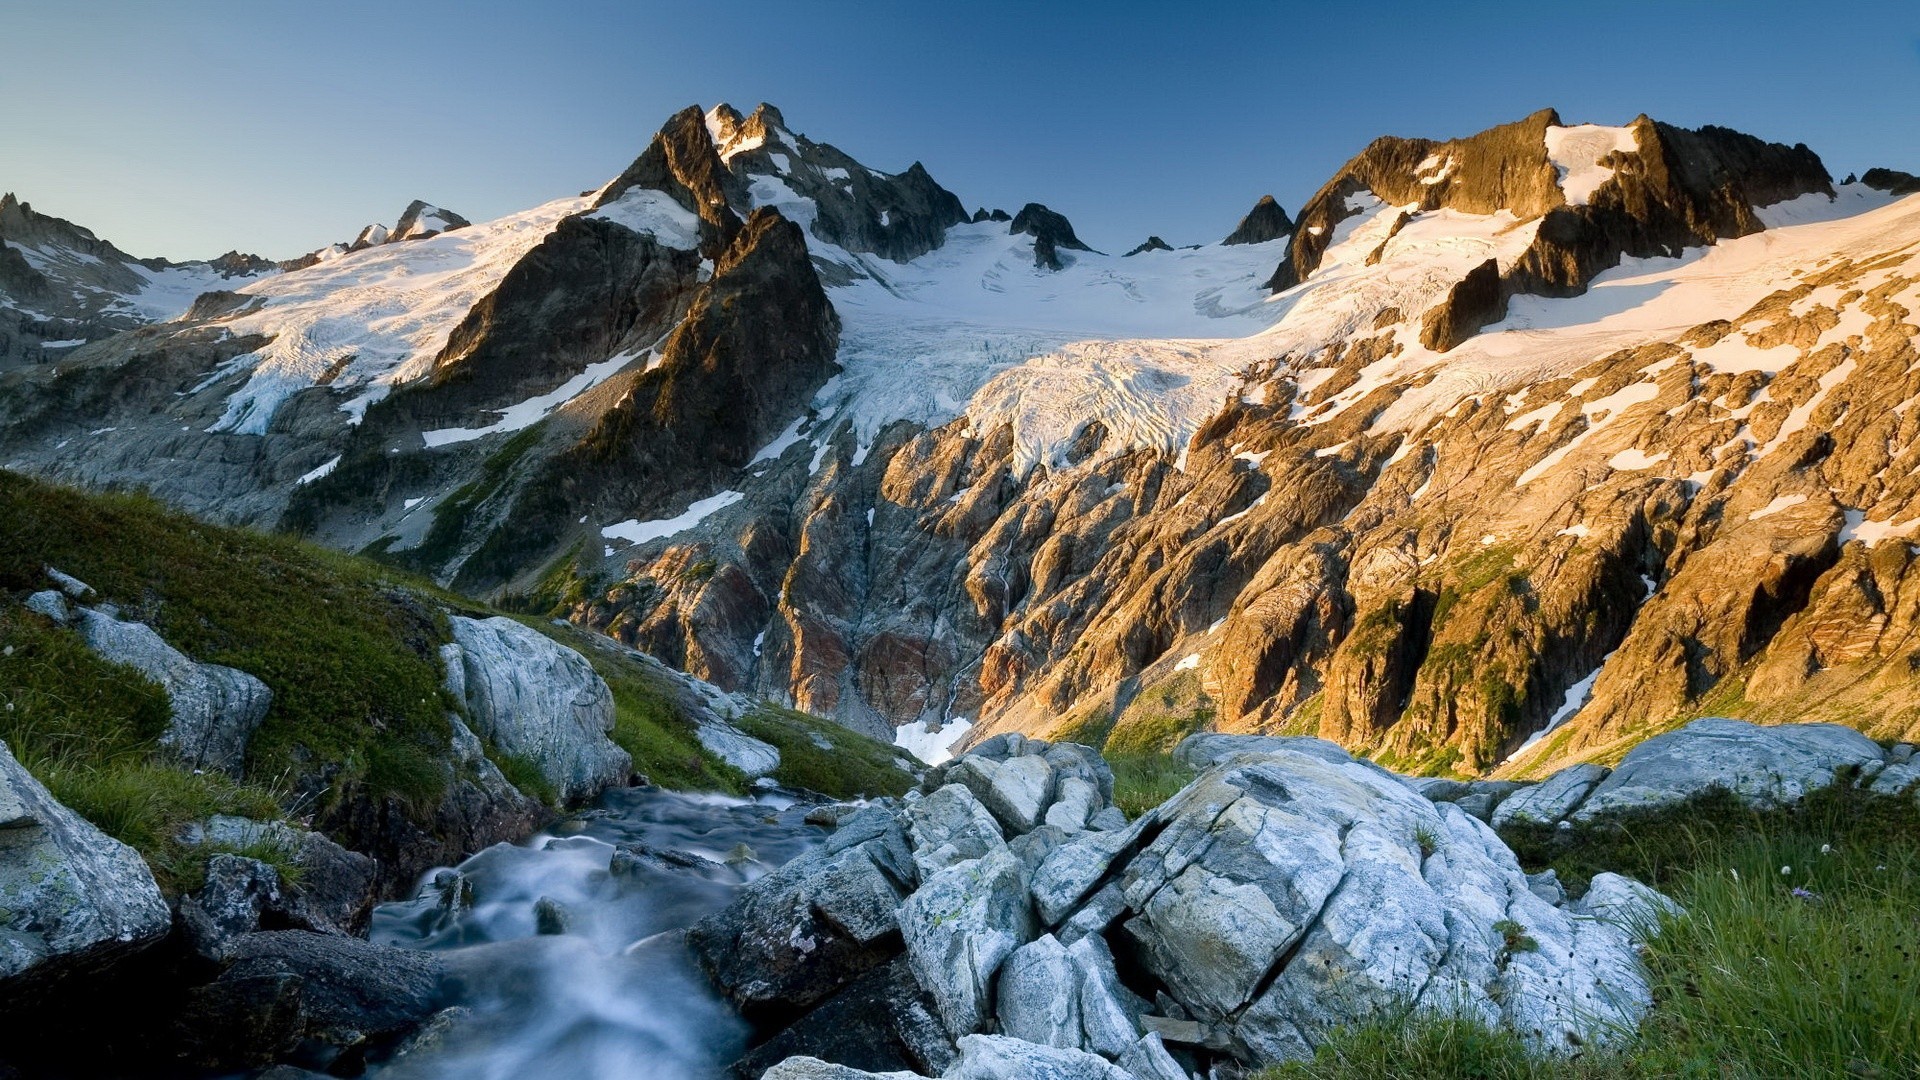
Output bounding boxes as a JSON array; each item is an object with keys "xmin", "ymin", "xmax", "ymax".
[
  {"xmin": 23, "ymin": 589, "xmax": 68, "ymax": 624},
  {"xmin": 0, "ymin": 739, "xmax": 170, "ymax": 994},
  {"xmin": 1115, "ymin": 1033, "xmax": 1190, "ymax": 1080},
  {"xmin": 189, "ymin": 815, "xmax": 378, "ymax": 935},
  {"xmin": 946, "ymin": 1034, "xmax": 1130, "ymax": 1080},
  {"xmin": 1172, "ymin": 733, "xmax": 1351, "ymax": 771},
  {"xmin": 179, "ymin": 854, "xmax": 285, "ymax": 961},
  {"xmin": 688, "ymin": 824, "xmax": 912, "ymax": 1020},
  {"xmin": 905, "ymin": 783, "xmax": 1006, "ymax": 878},
  {"xmin": 997, "ymin": 934, "xmax": 1081, "ymax": 1049},
  {"xmin": 1491, "ymin": 764, "xmax": 1610, "ymax": 829},
  {"xmin": 732, "ymin": 956, "xmax": 955, "ymax": 1078},
  {"xmin": 1868, "ymin": 758, "xmax": 1920, "ymax": 798},
  {"xmin": 443, "ymin": 616, "xmax": 632, "ymax": 803},
  {"xmin": 899, "ymin": 846, "xmax": 1036, "ymax": 1037},
  {"xmin": 761, "ymin": 1060, "xmax": 922, "ymax": 1080},
  {"xmin": 1110, "ymin": 746, "xmax": 1663, "ymax": 1062},
  {"xmin": 1068, "ymin": 933, "xmax": 1147, "ymax": 1057},
  {"xmin": 1571, "ymin": 718, "xmax": 1886, "ymax": 822},
  {"xmin": 949, "ymin": 754, "xmax": 1055, "ymax": 834},
  {"xmin": 174, "ymin": 930, "xmax": 445, "ymax": 1070},
  {"xmin": 76, "ymin": 608, "xmax": 271, "ymax": 774}
]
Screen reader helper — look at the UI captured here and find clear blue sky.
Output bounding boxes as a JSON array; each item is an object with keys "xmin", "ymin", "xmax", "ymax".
[{"xmin": 3, "ymin": 0, "xmax": 1916, "ymax": 260}]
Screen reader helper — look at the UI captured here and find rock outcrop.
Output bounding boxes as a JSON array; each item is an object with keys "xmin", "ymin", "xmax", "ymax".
[
  {"xmin": 699, "ymin": 736, "xmax": 1669, "ymax": 1077},
  {"xmin": 74, "ymin": 606, "xmax": 272, "ymax": 774},
  {"xmin": 443, "ymin": 616, "xmax": 631, "ymax": 803},
  {"xmin": 0, "ymin": 739, "xmax": 171, "ymax": 996}
]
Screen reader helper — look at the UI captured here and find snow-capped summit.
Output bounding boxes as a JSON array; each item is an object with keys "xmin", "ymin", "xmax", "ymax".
[{"xmin": 347, "ymin": 200, "xmax": 472, "ymax": 251}]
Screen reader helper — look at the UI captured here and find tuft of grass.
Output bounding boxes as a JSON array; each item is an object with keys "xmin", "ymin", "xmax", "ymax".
[
  {"xmin": 1259, "ymin": 1008, "xmax": 1626, "ymax": 1079},
  {"xmin": 486, "ymin": 748, "xmax": 558, "ymax": 807},
  {"xmin": 1104, "ymin": 671, "xmax": 1215, "ymax": 758},
  {"xmin": 1107, "ymin": 752, "xmax": 1194, "ymax": 819},
  {"xmin": 592, "ymin": 659, "xmax": 747, "ymax": 794},
  {"xmin": 735, "ymin": 705, "xmax": 918, "ymax": 800}
]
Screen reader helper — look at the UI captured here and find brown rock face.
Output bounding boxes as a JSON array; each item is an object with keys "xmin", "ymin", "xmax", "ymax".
[
  {"xmin": 1419, "ymin": 258, "xmax": 1506, "ymax": 352},
  {"xmin": 1223, "ymin": 195, "xmax": 1294, "ymax": 246}
]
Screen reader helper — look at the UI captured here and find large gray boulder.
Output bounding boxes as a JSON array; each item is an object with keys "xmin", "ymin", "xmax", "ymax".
[
  {"xmin": 949, "ymin": 754, "xmax": 1055, "ymax": 835},
  {"xmin": 906, "ymin": 783, "xmax": 1007, "ymax": 878},
  {"xmin": 1571, "ymin": 718, "xmax": 1886, "ymax": 822},
  {"xmin": 0, "ymin": 739, "xmax": 171, "ymax": 994},
  {"xmin": 76, "ymin": 608, "xmax": 271, "ymax": 774},
  {"xmin": 1116, "ymin": 746, "xmax": 1665, "ymax": 1063},
  {"xmin": 443, "ymin": 616, "xmax": 631, "ymax": 803},
  {"xmin": 899, "ymin": 846, "xmax": 1036, "ymax": 1038},
  {"xmin": 688, "ymin": 810, "xmax": 914, "ymax": 1019},
  {"xmin": 1491, "ymin": 763, "xmax": 1610, "ymax": 829},
  {"xmin": 185, "ymin": 815, "xmax": 378, "ymax": 935},
  {"xmin": 1173, "ymin": 732, "xmax": 1352, "ymax": 771}
]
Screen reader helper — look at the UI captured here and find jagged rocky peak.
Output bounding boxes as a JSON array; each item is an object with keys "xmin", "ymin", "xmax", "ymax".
[
  {"xmin": 971, "ymin": 207, "xmax": 1012, "ymax": 223},
  {"xmin": 1862, "ymin": 167, "xmax": 1920, "ymax": 195},
  {"xmin": 349, "ymin": 200, "xmax": 473, "ymax": 250},
  {"xmin": 1124, "ymin": 235, "xmax": 1173, "ymax": 256},
  {"xmin": 1265, "ymin": 107, "xmax": 1832, "ymax": 349},
  {"xmin": 596, "ymin": 103, "xmax": 751, "ymax": 256},
  {"xmin": 1009, "ymin": 202, "xmax": 1092, "ymax": 270},
  {"xmin": 699, "ymin": 100, "xmax": 970, "ymax": 263},
  {"xmin": 1222, "ymin": 194, "xmax": 1293, "ymax": 245},
  {"xmin": 393, "ymin": 199, "xmax": 471, "ymax": 240}
]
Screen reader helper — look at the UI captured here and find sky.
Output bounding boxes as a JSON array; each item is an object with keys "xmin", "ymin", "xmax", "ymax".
[{"xmin": 3, "ymin": 0, "xmax": 1916, "ymax": 261}]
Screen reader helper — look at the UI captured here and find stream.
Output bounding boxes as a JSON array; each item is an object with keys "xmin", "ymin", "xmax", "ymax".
[{"xmin": 364, "ymin": 786, "xmax": 825, "ymax": 1079}]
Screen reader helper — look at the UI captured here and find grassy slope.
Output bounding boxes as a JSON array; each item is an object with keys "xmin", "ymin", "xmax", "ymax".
[{"xmin": 0, "ymin": 470, "xmax": 909, "ymax": 885}]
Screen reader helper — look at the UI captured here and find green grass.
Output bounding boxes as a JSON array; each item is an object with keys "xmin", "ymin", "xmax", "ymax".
[
  {"xmin": 1259, "ymin": 784, "xmax": 1920, "ymax": 1078},
  {"xmin": 1104, "ymin": 671, "xmax": 1215, "ymax": 758},
  {"xmin": 0, "ymin": 471, "xmax": 457, "ymax": 814},
  {"xmin": 595, "ymin": 661, "xmax": 747, "ymax": 794},
  {"xmin": 1107, "ymin": 752, "xmax": 1194, "ymax": 819},
  {"xmin": 736, "ymin": 705, "xmax": 919, "ymax": 800}
]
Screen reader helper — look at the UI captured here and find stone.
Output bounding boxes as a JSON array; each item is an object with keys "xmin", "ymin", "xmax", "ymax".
[
  {"xmin": 1868, "ymin": 758, "xmax": 1920, "ymax": 798},
  {"xmin": 44, "ymin": 567, "xmax": 93, "ymax": 599},
  {"xmin": 1086, "ymin": 806, "xmax": 1129, "ymax": 832},
  {"xmin": 1572, "ymin": 719, "xmax": 1886, "ymax": 822},
  {"xmin": 1491, "ymin": 764, "xmax": 1611, "ymax": 829},
  {"xmin": 760, "ymin": 1060, "xmax": 922, "ymax": 1080},
  {"xmin": 0, "ymin": 739, "xmax": 170, "ymax": 993},
  {"xmin": 732, "ymin": 956, "xmax": 955, "ymax": 1078},
  {"xmin": 533, "ymin": 895, "xmax": 571, "ymax": 935},
  {"xmin": 688, "ymin": 836, "xmax": 909, "ymax": 1020},
  {"xmin": 179, "ymin": 854, "xmax": 284, "ymax": 961},
  {"xmin": 805, "ymin": 803, "xmax": 864, "ymax": 829},
  {"xmin": 899, "ymin": 846, "xmax": 1036, "ymax": 1037},
  {"xmin": 176, "ymin": 931, "xmax": 445, "ymax": 1070},
  {"xmin": 997, "ymin": 934, "xmax": 1081, "ymax": 1049},
  {"xmin": 1031, "ymin": 823, "xmax": 1146, "ymax": 927},
  {"xmin": 1068, "ymin": 932, "xmax": 1147, "ymax": 1058},
  {"xmin": 23, "ymin": 590, "xmax": 67, "ymax": 624},
  {"xmin": 76, "ymin": 608, "xmax": 271, "ymax": 774},
  {"xmin": 1095, "ymin": 747, "xmax": 1665, "ymax": 1063},
  {"xmin": 950, "ymin": 754, "xmax": 1056, "ymax": 835},
  {"xmin": 1171, "ymin": 733, "xmax": 1352, "ymax": 771},
  {"xmin": 1526, "ymin": 869, "xmax": 1566, "ymax": 906},
  {"xmin": 1115, "ymin": 1033, "xmax": 1190, "ymax": 1080},
  {"xmin": 946, "ymin": 1034, "xmax": 1130, "ymax": 1080},
  {"xmin": 192, "ymin": 815, "xmax": 378, "ymax": 935},
  {"xmin": 444, "ymin": 616, "xmax": 632, "ymax": 803},
  {"xmin": 905, "ymin": 783, "xmax": 1006, "ymax": 878},
  {"xmin": 1045, "ymin": 775, "xmax": 1100, "ymax": 832}
]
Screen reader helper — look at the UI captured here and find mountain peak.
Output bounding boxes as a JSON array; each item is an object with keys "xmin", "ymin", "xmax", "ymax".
[
  {"xmin": 1222, "ymin": 194, "xmax": 1293, "ymax": 245},
  {"xmin": 394, "ymin": 200, "xmax": 471, "ymax": 240}
]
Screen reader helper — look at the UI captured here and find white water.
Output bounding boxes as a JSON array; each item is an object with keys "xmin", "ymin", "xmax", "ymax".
[{"xmin": 367, "ymin": 787, "xmax": 824, "ymax": 1079}]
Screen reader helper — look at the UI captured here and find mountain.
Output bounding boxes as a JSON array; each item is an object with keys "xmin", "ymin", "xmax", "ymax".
[
  {"xmin": 0, "ymin": 193, "xmax": 275, "ymax": 367},
  {"xmin": 3, "ymin": 103, "xmax": 1917, "ymax": 777}
]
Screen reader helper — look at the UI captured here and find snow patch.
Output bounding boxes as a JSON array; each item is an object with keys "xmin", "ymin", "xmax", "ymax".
[{"xmin": 602, "ymin": 490, "xmax": 744, "ymax": 548}]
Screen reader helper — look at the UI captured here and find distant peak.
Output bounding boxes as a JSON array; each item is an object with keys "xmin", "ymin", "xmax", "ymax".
[
  {"xmin": 1009, "ymin": 203, "xmax": 1091, "ymax": 251},
  {"xmin": 1222, "ymin": 195, "xmax": 1293, "ymax": 246},
  {"xmin": 394, "ymin": 199, "xmax": 471, "ymax": 240},
  {"xmin": 1124, "ymin": 236, "xmax": 1173, "ymax": 257}
]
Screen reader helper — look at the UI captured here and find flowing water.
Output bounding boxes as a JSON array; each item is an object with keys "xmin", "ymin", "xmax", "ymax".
[{"xmin": 366, "ymin": 786, "xmax": 824, "ymax": 1079}]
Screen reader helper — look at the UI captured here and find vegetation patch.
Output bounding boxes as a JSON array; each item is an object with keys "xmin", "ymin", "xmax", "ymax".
[
  {"xmin": 0, "ymin": 470, "xmax": 458, "ymax": 824},
  {"xmin": 1108, "ymin": 753, "xmax": 1195, "ymax": 819},
  {"xmin": 735, "ymin": 705, "xmax": 919, "ymax": 800}
]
